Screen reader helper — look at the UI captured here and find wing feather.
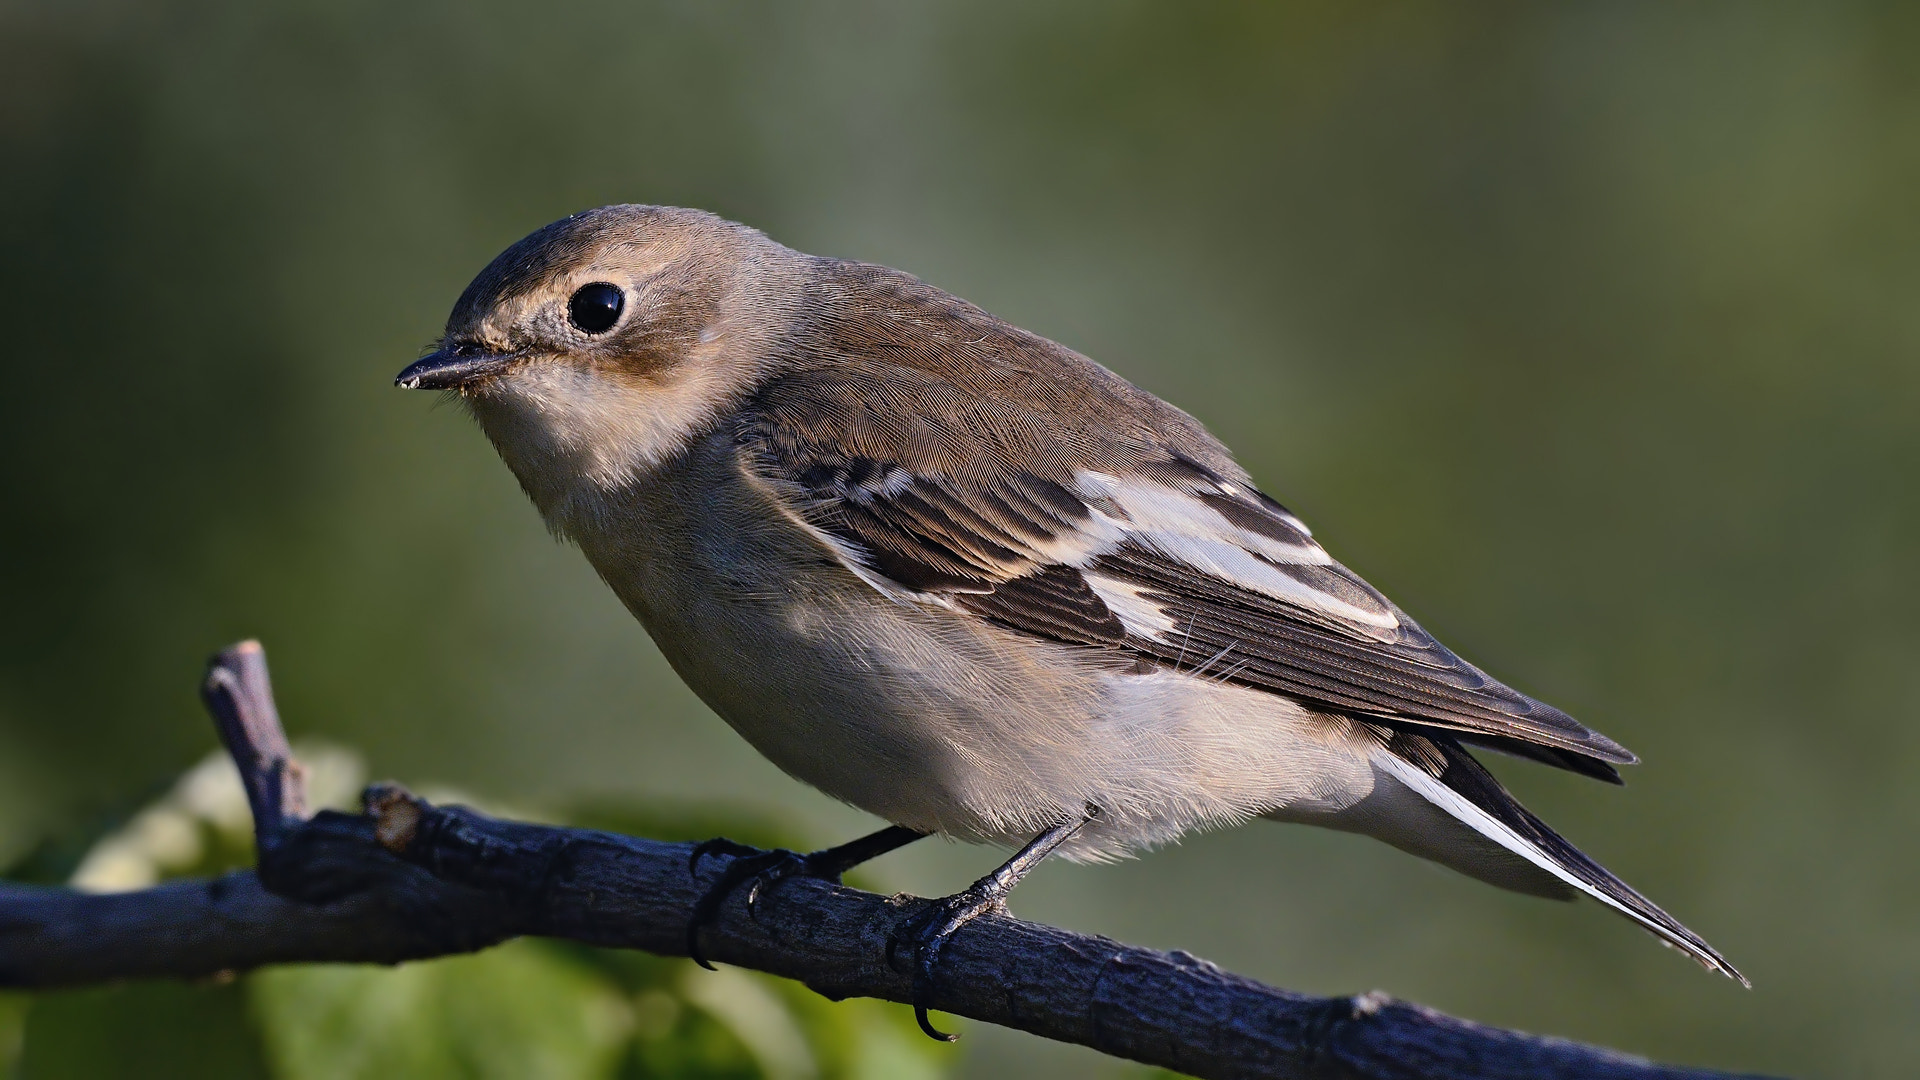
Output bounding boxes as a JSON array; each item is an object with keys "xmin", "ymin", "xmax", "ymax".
[{"xmin": 741, "ymin": 364, "xmax": 1633, "ymax": 775}]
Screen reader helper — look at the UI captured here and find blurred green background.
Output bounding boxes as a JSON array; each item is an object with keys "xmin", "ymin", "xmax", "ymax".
[{"xmin": 3, "ymin": 2, "xmax": 1917, "ymax": 1077}]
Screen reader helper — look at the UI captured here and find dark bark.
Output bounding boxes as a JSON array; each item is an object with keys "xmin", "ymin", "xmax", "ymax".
[{"xmin": 0, "ymin": 642, "xmax": 1773, "ymax": 1080}]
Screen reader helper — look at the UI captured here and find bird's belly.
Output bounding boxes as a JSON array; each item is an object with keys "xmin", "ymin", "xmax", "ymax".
[
  {"xmin": 626, "ymin": 565, "xmax": 1380, "ymax": 859},
  {"xmin": 629, "ymin": 567, "xmax": 1103, "ymax": 841}
]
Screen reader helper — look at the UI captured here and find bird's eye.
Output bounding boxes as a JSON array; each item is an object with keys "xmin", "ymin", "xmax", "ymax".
[{"xmin": 567, "ymin": 282, "xmax": 624, "ymax": 334}]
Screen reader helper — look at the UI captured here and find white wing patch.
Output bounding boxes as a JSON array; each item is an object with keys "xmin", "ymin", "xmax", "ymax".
[
  {"xmin": 1073, "ymin": 471, "xmax": 1400, "ymax": 636},
  {"xmin": 752, "ymin": 448, "xmax": 1400, "ymax": 641},
  {"xmin": 1083, "ymin": 574, "xmax": 1180, "ymax": 638},
  {"xmin": 1073, "ymin": 471, "xmax": 1329, "ymax": 566}
]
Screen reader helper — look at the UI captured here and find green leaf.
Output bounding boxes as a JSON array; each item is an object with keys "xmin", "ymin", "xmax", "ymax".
[
  {"xmin": 541, "ymin": 943, "xmax": 949, "ymax": 1080},
  {"xmin": 14, "ymin": 981, "xmax": 269, "ymax": 1079},
  {"xmin": 761, "ymin": 981, "xmax": 947, "ymax": 1080},
  {"xmin": 0, "ymin": 993, "xmax": 26, "ymax": 1080},
  {"xmin": 249, "ymin": 940, "xmax": 631, "ymax": 1080}
]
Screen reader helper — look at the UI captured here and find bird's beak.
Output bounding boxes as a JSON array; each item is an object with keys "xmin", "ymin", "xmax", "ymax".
[{"xmin": 394, "ymin": 346, "xmax": 525, "ymax": 390}]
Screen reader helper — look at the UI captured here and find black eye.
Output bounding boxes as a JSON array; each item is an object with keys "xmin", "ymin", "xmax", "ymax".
[{"xmin": 567, "ymin": 282, "xmax": 624, "ymax": 334}]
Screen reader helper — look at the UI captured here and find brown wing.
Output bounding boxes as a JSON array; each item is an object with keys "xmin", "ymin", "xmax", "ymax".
[{"xmin": 740, "ymin": 361, "xmax": 1633, "ymax": 777}]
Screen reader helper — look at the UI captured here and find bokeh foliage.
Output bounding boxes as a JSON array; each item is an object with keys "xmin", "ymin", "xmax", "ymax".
[{"xmin": 2, "ymin": 2, "xmax": 1917, "ymax": 1077}]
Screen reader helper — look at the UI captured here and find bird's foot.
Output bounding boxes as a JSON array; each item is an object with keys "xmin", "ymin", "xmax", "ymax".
[
  {"xmin": 686, "ymin": 825, "xmax": 929, "ymax": 969},
  {"xmin": 884, "ymin": 812, "xmax": 1095, "ymax": 1041},
  {"xmin": 888, "ymin": 880, "xmax": 1012, "ymax": 1041},
  {"xmin": 685, "ymin": 841, "xmax": 838, "ymax": 969}
]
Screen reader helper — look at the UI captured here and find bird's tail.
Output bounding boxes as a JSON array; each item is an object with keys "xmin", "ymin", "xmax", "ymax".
[{"xmin": 1371, "ymin": 730, "xmax": 1747, "ymax": 986}]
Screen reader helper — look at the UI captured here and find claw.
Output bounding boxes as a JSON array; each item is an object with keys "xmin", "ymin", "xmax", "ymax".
[
  {"xmin": 917, "ymin": 1005, "xmax": 958, "ymax": 1042},
  {"xmin": 683, "ymin": 825, "xmax": 929, "ymax": 975},
  {"xmin": 884, "ymin": 813, "xmax": 1093, "ymax": 1042},
  {"xmin": 686, "ymin": 845, "xmax": 808, "ymax": 969},
  {"xmin": 888, "ymin": 885, "xmax": 1004, "ymax": 1042},
  {"xmin": 689, "ymin": 836, "xmax": 761, "ymax": 875},
  {"xmin": 743, "ymin": 858, "xmax": 810, "ymax": 915}
]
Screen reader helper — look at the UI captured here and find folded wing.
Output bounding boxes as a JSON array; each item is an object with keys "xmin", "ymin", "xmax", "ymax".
[{"xmin": 740, "ymin": 364, "xmax": 1632, "ymax": 777}]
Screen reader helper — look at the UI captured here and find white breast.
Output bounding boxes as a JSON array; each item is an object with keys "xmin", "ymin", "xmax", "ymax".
[{"xmin": 463, "ymin": 351, "xmax": 767, "ymax": 532}]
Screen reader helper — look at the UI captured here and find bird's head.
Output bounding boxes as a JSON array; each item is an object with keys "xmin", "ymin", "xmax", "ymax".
[{"xmin": 397, "ymin": 205, "xmax": 801, "ymax": 517}]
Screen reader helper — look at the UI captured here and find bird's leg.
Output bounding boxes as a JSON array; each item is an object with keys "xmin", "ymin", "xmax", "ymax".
[
  {"xmin": 686, "ymin": 824, "xmax": 927, "ymax": 969},
  {"xmin": 891, "ymin": 807, "xmax": 1098, "ymax": 1041}
]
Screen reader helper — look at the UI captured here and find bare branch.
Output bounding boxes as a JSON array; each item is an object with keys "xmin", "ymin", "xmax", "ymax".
[
  {"xmin": 201, "ymin": 640, "xmax": 307, "ymax": 839},
  {"xmin": 0, "ymin": 643, "xmax": 1771, "ymax": 1080}
]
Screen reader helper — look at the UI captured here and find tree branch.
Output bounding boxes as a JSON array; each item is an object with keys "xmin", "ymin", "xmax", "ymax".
[{"xmin": 0, "ymin": 642, "xmax": 1769, "ymax": 1080}]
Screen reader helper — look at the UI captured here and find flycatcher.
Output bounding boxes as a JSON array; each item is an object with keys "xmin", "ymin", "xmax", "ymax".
[{"xmin": 397, "ymin": 205, "xmax": 1742, "ymax": 1037}]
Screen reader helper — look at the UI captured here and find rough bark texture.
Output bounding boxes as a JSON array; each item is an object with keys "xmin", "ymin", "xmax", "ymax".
[{"xmin": 0, "ymin": 642, "xmax": 1772, "ymax": 1080}]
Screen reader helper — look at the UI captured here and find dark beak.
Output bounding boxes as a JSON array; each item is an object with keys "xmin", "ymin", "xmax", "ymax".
[{"xmin": 394, "ymin": 346, "xmax": 523, "ymax": 390}]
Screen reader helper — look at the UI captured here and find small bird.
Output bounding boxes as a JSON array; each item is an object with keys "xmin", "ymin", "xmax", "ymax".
[{"xmin": 397, "ymin": 205, "xmax": 1743, "ymax": 1035}]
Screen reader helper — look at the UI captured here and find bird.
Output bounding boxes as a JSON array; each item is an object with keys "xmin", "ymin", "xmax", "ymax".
[{"xmin": 396, "ymin": 204, "xmax": 1744, "ymax": 1036}]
